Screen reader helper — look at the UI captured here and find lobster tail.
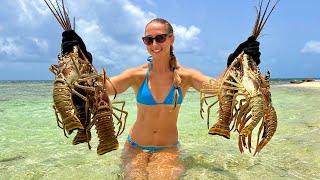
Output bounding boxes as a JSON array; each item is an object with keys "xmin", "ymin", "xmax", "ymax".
[
  {"xmin": 94, "ymin": 103, "xmax": 119, "ymax": 155},
  {"xmin": 208, "ymin": 89, "xmax": 234, "ymax": 139},
  {"xmin": 52, "ymin": 79, "xmax": 84, "ymax": 135},
  {"xmin": 72, "ymin": 95, "xmax": 92, "ymax": 145}
]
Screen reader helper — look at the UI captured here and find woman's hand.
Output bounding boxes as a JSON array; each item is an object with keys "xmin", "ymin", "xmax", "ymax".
[
  {"xmin": 61, "ymin": 30, "xmax": 93, "ymax": 63},
  {"xmin": 227, "ymin": 36, "xmax": 261, "ymax": 67}
]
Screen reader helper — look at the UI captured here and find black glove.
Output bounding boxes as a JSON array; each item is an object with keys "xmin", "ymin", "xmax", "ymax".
[
  {"xmin": 61, "ymin": 30, "xmax": 92, "ymax": 63},
  {"xmin": 227, "ymin": 36, "xmax": 260, "ymax": 67}
]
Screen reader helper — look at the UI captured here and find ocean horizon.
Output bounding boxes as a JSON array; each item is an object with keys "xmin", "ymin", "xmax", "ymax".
[{"xmin": 1, "ymin": 78, "xmax": 319, "ymax": 82}]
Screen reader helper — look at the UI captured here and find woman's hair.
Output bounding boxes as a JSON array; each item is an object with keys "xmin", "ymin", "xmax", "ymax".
[{"xmin": 146, "ymin": 18, "xmax": 182, "ymax": 108}]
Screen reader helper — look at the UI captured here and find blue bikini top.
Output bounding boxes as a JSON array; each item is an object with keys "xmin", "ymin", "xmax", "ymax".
[{"xmin": 136, "ymin": 63, "xmax": 183, "ymax": 106}]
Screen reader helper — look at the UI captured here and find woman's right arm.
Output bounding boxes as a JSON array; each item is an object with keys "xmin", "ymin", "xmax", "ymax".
[{"xmin": 104, "ymin": 68, "xmax": 139, "ymax": 95}]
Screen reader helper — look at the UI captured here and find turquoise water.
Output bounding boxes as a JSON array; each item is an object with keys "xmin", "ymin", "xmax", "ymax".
[{"xmin": 0, "ymin": 80, "xmax": 319, "ymax": 179}]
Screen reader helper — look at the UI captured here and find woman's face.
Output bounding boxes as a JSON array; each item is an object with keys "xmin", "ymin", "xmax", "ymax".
[{"xmin": 143, "ymin": 22, "xmax": 174, "ymax": 58}]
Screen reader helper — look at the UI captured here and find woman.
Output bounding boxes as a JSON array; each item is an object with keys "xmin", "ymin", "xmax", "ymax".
[
  {"xmin": 62, "ymin": 18, "xmax": 260, "ymax": 179},
  {"xmin": 105, "ymin": 18, "xmax": 212, "ymax": 179}
]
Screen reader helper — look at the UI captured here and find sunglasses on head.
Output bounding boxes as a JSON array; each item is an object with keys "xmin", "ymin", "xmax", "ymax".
[{"xmin": 142, "ymin": 34, "xmax": 171, "ymax": 45}]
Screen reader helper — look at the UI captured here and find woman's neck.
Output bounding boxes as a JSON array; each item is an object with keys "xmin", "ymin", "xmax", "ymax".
[{"xmin": 152, "ymin": 55, "xmax": 171, "ymax": 73}]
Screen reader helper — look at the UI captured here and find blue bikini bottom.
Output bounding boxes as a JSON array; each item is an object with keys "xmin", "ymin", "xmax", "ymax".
[{"xmin": 127, "ymin": 135, "xmax": 179, "ymax": 153}]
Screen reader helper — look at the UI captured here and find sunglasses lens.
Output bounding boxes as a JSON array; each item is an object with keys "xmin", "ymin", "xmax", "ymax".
[
  {"xmin": 142, "ymin": 37, "xmax": 153, "ymax": 45},
  {"xmin": 155, "ymin": 34, "xmax": 166, "ymax": 43}
]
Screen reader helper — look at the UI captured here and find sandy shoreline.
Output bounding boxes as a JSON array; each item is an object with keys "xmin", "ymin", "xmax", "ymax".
[{"xmin": 276, "ymin": 80, "xmax": 320, "ymax": 89}]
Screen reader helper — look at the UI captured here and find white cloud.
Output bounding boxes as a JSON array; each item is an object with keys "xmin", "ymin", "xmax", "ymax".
[
  {"xmin": 17, "ymin": 0, "xmax": 32, "ymax": 22},
  {"xmin": 76, "ymin": 18, "xmax": 147, "ymax": 70},
  {"xmin": 77, "ymin": 19, "xmax": 111, "ymax": 46},
  {"xmin": 0, "ymin": 36, "xmax": 50, "ymax": 61},
  {"xmin": 0, "ymin": 37, "xmax": 22, "ymax": 55},
  {"xmin": 174, "ymin": 25, "xmax": 200, "ymax": 40},
  {"xmin": 77, "ymin": 19, "xmax": 117, "ymax": 61},
  {"xmin": 123, "ymin": 1, "xmax": 154, "ymax": 28},
  {"xmin": 301, "ymin": 40, "xmax": 320, "ymax": 54},
  {"xmin": 17, "ymin": 0, "xmax": 49, "ymax": 23},
  {"xmin": 30, "ymin": 37, "xmax": 49, "ymax": 52},
  {"xmin": 173, "ymin": 24, "xmax": 201, "ymax": 53},
  {"xmin": 145, "ymin": 0, "xmax": 156, "ymax": 7}
]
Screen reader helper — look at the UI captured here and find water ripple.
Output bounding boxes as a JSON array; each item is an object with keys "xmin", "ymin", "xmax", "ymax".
[{"xmin": 0, "ymin": 155, "xmax": 25, "ymax": 163}]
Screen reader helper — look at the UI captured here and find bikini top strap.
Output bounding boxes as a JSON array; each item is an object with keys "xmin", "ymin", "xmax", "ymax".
[
  {"xmin": 146, "ymin": 62, "xmax": 152, "ymax": 79},
  {"xmin": 146, "ymin": 56, "xmax": 152, "ymax": 79},
  {"xmin": 147, "ymin": 56, "xmax": 152, "ymax": 62}
]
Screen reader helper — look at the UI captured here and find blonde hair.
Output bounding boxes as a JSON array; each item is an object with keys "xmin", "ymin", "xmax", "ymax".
[{"xmin": 147, "ymin": 18, "xmax": 182, "ymax": 108}]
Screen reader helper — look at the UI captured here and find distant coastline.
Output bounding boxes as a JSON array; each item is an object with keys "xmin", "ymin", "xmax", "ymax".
[
  {"xmin": 0, "ymin": 78, "xmax": 319, "ymax": 84},
  {"xmin": 275, "ymin": 79, "xmax": 320, "ymax": 89},
  {"xmin": 0, "ymin": 80, "xmax": 52, "ymax": 83}
]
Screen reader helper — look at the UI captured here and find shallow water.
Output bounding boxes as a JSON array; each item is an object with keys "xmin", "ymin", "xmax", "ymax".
[{"xmin": 0, "ymin": 80, "xmax": 319, "ymax": 179}]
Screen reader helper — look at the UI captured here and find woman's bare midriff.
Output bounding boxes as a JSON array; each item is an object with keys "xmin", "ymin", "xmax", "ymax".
[{"xmin": 129, "ymin": 104, "xmax": 181, "ymax": 146}]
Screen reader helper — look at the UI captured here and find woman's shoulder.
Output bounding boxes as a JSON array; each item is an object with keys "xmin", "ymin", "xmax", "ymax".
[
  {"xmin": 121, "ymin": 64, "xmax": 148, "ymax": 74},
  {"xmin": 176, "ymin": 65, "xmax": 209, "ymax": 86},
  {"xmin": 120, "ymin": 64, "xmax": 149, "ymax": 81},
  {"xmin": 131, "ymin": 63, "xmax": 149, "ymax": 75},
  {"xmin": 176, "ymin": 65, "xmax": 200, "ymax": 77}
]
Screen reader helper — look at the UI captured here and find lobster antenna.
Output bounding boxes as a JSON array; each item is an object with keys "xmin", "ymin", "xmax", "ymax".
[
  {"xmin": 61, "ymin": 0, "xmax": 72, "ymax": 30},
  {"xmin": 102, "ymin": 68, "xmax": 106, "ymax": 85},
  {"xmin": 252, "ymin": 0, "xmax": 263, "ymax": 37},
  {"xmin": 50, "ymin": 0, "xmax": 67, "ymax": 29},
  {"xmin": 259, "ymin": 0, "xmax": 280, "ymax": 35},
  {"xmin": 73, "ymin": 16, "xmax": 76, "ymax": 31},
  {"xmin": 44, "ymin": 0, "xmax": 65, "ymax": 29},
  {"xmin": 252, "ymin": 0, "xmax": 280, "ymax": 39},
  {"xmin": 101, "ymin": 68, "xmax": 118, "ymax": 100},
  {"xmin": 256, "ymin": 0, "xmax": 271, "ymax": 36},
  {"xmin": 44, "ymin": 0, "xmax": 72, "ymax": 30},
  {"xmin": 55, "ymin": 0, "xmax": 68, "ymax": 29}
]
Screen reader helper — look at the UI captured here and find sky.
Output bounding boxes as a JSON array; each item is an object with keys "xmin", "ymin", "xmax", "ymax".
[{"xmin": 0, "ymin": 0, "xmax": 319, "ymax": 80}]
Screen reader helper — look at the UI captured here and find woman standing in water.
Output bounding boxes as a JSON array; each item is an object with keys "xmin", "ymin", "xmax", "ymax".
[
  {"xmin": 62, "ymin": 18, "xmax": 260, "ymax": 179},
  {"xmin": 109, "ymin": 18, "xmax": 211, "ymax": 179}
]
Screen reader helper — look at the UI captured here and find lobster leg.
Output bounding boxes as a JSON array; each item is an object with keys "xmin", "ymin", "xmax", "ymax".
[
  {"xmin": 52, "ymin": 105, "xmax": 68, "ymax": 137},
  {"xmin": 240, "ymin": 95, "xmax": 267, "ymax": 137},
  {"xmin": 112, "ymin": 106, "xmax": 128, "ymax": 137},
  {"xmin": 200, "ymin": 94, "xmax": 216, "ymax": 120},
  {"xmin": 235, "ymin": 101, "xmax": 250, "ymax": 132},
  {"xmin": 206, "ymin": 100, "xmax": 218, "ymax": 129},
  {"xmin": 112, "ymin": 101, "xmax": 127, "ymax": 120}
]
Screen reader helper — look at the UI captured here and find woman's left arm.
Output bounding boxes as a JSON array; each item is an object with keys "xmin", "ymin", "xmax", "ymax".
[{"xmin": 182, "ymin": 68, "xmax": 217, "ymax": 92}]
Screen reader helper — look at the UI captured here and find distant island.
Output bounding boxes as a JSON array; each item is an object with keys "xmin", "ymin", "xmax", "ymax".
[{"xmin": 290, "ymin": 78, "xmax": 315, "ymax": 84}]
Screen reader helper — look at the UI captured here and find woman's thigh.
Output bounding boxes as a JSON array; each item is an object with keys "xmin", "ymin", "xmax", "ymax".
[
  {"xmin": 146, "ymin": 147, "xmax": 185, "ymax": 180},
  {"xmin": 121, "ymin": 142, "xmax": 151, "ymax": 180}
]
